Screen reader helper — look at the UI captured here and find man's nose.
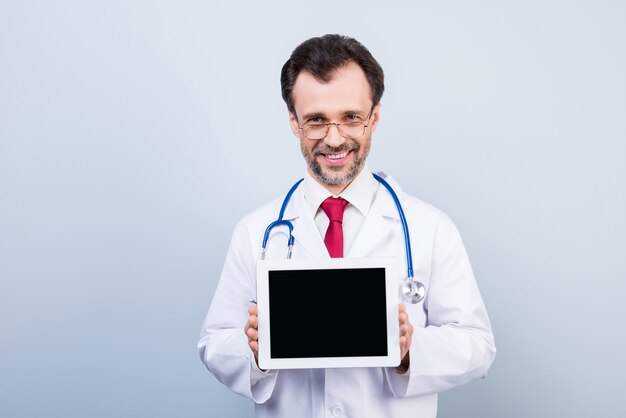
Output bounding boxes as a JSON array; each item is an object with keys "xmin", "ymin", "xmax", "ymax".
[{"xmin": 323, "ymin": 124, "xmax": 346, "ymax": 148}]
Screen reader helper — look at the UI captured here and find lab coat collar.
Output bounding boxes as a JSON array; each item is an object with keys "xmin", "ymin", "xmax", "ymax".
[
  {"xmin": 369, "ymin": 171, "xmax": 402, "ymax": 221},
  {"xmin": 282, "ymin": 171, "xmax": 404, "ymax": 258},
  {"xmin": 347, "ymin": 171, "xmax": 402, "ymax": 257},
  {"xmin": 283, "ymin": 186, "xmax": 329, "ymax": 258},
  {"xmin": 302, "ymin": 166, "xmax": 378, "ymax": 218}
]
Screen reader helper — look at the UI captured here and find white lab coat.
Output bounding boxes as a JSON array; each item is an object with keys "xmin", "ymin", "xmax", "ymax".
[{"xmin": 198, "ymin": 175, "xmax": 495, "ymax": 418}]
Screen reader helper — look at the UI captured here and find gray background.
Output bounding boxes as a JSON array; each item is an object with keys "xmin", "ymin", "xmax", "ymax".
[{"xmin": 1, "ymin": 1, "xmax": 625, "ymax": 417}]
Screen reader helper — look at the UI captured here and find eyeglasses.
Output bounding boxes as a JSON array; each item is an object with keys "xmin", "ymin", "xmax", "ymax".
[{"xmin": 298, "ymin": 110, "xmax": 373, "ymax": 140}]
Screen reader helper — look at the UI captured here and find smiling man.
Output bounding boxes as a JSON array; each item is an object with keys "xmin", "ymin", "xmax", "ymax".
[
  {"xmin": 198, "ymin": 34, "xmax": 495, "ymax": 418},
  {"xmin": 289, "ymin": 60, "xmax": 376, "ymax": 192}
]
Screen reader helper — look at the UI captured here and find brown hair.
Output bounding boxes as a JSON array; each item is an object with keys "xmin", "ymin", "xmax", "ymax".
[{"xmin": 280, "ymin": 34, "xmax": 385, "ymax": 115}]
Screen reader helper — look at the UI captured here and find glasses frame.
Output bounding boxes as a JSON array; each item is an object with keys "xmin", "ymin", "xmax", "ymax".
[{"xmin": 297, "ymin": 108, "xmax": 375, "ymax": 140}]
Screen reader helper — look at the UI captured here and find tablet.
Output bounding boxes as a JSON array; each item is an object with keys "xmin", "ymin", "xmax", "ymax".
[{"xmin": 256, "ymin": 257, "xmax": 400, "ymax": 370}]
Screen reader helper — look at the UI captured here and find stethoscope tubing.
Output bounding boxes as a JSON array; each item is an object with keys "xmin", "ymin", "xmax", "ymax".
[
  {"xmin": 261, "ymin": 178, "xmax": 303, "ymax": 260},
  {"xmin": 261, "ymin": 174, "xmax": 414, "ymax": 280},
  {"xmin": 372, "ymin": 173, "xmax": 414, "ymax": 279}
]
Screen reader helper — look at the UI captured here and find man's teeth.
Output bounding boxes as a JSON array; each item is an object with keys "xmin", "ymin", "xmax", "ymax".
[{"xmin": 326, "ymin": 151, "xmax": 348, "ymax": 160}]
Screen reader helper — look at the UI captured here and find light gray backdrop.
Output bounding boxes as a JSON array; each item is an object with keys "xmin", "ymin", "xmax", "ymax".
[{"xmin": 1, "ymin": 1, "xmax": 625, "ymax": 417}]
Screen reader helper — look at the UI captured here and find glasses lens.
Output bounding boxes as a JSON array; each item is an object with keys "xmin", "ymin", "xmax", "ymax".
[
  {"xmin": 303, "ymin": 124, "xmax": 327, "ymax": 140},
  {"xmin": 338, "ymin": 122, "xmax": 365, "ymax": 138}
]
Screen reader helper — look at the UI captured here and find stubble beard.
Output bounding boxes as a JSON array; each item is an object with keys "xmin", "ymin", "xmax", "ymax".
[{"xmin": 302, "ymin": 140, "xmax": 371, "ymax": 186}]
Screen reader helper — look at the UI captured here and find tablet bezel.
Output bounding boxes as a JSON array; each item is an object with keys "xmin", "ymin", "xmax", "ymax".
[{"xmin": 256, "ymin": 257, "xmax": 400, "ymax": 370}]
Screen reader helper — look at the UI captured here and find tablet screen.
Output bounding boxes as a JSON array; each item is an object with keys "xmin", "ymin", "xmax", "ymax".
[{"xmin": 268, "ymin": 267, "xmax": 388, "ymax": 358}]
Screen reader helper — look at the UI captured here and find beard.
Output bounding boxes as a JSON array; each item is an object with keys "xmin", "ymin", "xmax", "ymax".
[{"xmin": 302, "ymin": 139, "xmax": 370, "ymax": 186}]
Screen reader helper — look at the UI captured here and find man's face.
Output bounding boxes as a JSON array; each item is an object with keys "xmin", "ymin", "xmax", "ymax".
[{"xmin": 289, "ymin": 62, "xmax": 381, "ymax": 192}]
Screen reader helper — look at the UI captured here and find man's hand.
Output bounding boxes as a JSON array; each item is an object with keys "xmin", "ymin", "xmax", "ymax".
[
  {"xmin": 398, "ymin": 304, "xmax": 414, "ymax": 373},
  {"xmin": 244, "ymin": 304, "xmax": 260, "ymax": 365}
]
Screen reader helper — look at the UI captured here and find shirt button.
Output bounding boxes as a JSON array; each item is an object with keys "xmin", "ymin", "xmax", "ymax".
[{"xmin": 331, "ymin": 406, "xmax": 344, "ymax": 417}]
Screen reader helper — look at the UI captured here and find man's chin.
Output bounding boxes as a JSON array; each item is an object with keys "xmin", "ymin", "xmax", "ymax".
[{"xmin": 315, "ymin": 168, "xmax": 356, "ymax": 186}]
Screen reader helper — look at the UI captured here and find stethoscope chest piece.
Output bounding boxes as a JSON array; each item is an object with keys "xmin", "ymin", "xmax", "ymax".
[{"xmin": 402, "ymin": 279, "xmax": 425, "ymax": 304}]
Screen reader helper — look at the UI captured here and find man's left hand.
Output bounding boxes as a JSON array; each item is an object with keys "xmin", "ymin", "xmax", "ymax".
[{"xmin": 398, "ymin": 304, "xmax": 414, "ymax": 373}]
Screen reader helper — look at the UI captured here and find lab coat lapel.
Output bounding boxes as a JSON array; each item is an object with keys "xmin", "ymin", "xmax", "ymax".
[
  {"xmin": 282, "ymin": 188, "xmax": 329, "ymax": 259},
  {"xmin": 346, "ymin": 184, "xmax": 399, "ymax": 258}
]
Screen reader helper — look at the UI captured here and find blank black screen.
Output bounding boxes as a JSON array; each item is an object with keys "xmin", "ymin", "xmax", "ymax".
[{"xmin": 268, "ymin": 267, "xmax": 388, "ymax": 359}]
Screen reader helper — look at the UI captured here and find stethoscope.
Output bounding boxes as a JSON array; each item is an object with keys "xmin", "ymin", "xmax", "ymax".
[{"xmin": 261, "ymin": 173, "xmax": 425, "ymax": 304}]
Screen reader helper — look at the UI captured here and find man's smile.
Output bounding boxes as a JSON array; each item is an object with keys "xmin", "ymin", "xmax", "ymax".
[{"xmin": 320, "ymin": 150, "xmax": 351, "ymax": 164}]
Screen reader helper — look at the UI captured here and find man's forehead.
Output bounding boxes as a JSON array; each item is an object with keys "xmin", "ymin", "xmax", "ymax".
[{"xmin": 291, "ymin": 62, "xmax": 373, "ymax": 117}]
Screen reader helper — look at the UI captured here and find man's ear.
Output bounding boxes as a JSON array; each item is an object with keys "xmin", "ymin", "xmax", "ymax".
[
  {"xmin": 288, "ymin": 112, "xmax": 301, "ymax": 138},
  {"xmin": 369, "ymin": 103, "xmax": 382, "ymax": 134}
]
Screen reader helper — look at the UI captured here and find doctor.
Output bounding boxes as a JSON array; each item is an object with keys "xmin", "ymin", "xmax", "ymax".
[{"xmin": 198, "ymin": 34, "xmax": 495, "ymax": 418}]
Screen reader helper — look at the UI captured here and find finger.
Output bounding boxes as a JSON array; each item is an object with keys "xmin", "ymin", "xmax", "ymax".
[
  {"xmin": 401, "ymin": 321, "xmax": 413, "ymax": 338},
  {"xmin": 248, "ymin": 304, "xmax": 258, "ymax": 316},
  {"xmin": 405, "ymin": 325, "xmax": 413, "ymax": 350},
  {"xmin": 398, "ymin": 303, "xmax": 406, "ymax": 314},
  {"xmin": 246, "ymin": 327, "xmax": 258, "ymax": 341},
  {"xmin": 399, "ymin": 336, "xmax": 408, "ymax": 355},
  {"xmin": 244, "ymin": 316, "xmax": 257, "ymax": 332},
  {"xmin": 249, "ymin": 314, "xmax": 258, "ymax": 329},
  {"xmin": 249, "ymin": 340, "xmax": 258, "ymax": 353}
]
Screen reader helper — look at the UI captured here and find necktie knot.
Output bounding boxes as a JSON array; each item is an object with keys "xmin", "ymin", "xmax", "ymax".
[{"xmin": 321, "ymin": 197, "xmax": 349, "ymax": 223}]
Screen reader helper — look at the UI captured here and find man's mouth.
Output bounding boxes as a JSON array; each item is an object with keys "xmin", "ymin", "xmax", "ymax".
[
  {"xmin": 318, "ymin": 149, "xmax": 352, "ymax": 164},
  {"xmin": 324, "ymin": 151, "xmax": 349, "ymax": 160}
]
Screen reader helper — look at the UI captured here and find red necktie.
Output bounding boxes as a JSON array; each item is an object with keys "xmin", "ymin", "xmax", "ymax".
[{"xmin": 321, "ymin": 197, "xmax": 350, "ymax": 258}]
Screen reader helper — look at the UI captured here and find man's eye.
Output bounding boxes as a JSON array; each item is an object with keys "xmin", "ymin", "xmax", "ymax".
[
  {"xmin": 345, "ymin": 115, "xmax": 361, "ymax": 121},
  {"xmin": 307, "ymin": 117, "xmax": 323, "ymax": 124}
]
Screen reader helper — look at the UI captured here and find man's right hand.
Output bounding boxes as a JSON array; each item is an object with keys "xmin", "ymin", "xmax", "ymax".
[{"xmin": 244, "ymin": 304, "xmax": 259, "ymax": 365}]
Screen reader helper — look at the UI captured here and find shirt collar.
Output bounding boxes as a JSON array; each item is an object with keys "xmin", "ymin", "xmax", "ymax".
[{"xmin": 303, "ymin": 165, "xmax": 378, "ymax": 218}]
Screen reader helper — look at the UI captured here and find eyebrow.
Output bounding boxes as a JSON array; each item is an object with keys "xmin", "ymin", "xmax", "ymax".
[
  {"xmin": 301, "ymin": 111, "xmax": 325, "ymax": 121},
  {"xmin": 301, "ymin": 110, "xmax": 367, "ymax": 121}
]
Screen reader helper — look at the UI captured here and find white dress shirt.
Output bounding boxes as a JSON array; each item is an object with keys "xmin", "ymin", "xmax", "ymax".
[{"xmin": 302, "ymin": 165, "xmax": 379, "ymax": 256}]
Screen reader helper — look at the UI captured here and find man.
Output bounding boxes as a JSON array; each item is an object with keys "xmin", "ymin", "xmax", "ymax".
[{"xmin": 198, "ymin": 34, "xmax": 495, "ymax": 418}]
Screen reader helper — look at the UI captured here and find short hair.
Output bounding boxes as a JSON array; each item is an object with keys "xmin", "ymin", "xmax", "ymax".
[{"xmin": 280, "ymin": 34, "xmax": 385, "ymax": 115}]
